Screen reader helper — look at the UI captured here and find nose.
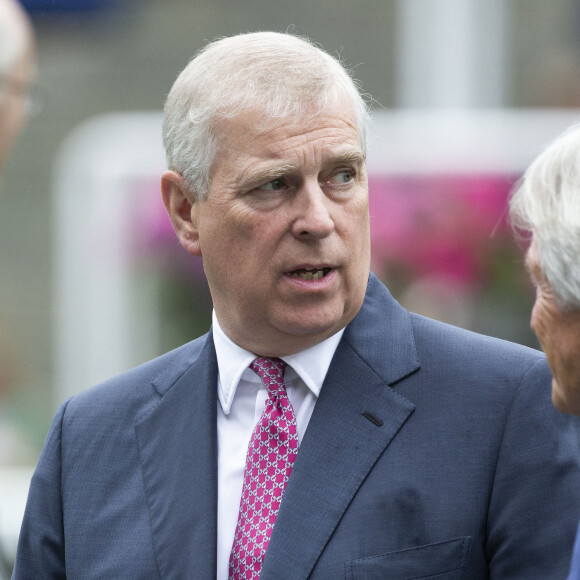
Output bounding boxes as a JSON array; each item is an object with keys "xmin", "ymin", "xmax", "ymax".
[{"xmin": 291, "ymin": 181, "xmax": 335, "ymax": 240}]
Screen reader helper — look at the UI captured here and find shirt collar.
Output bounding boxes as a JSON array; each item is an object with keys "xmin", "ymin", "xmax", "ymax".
[{"xmin": 212, "ymin": 310, "xmax": 344, "ymax": 415}]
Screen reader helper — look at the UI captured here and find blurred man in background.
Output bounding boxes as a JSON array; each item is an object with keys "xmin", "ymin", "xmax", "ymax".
[
  {"xmin": 0, "ymin": 0, "xmax": 35, "ymax": 176},
  {"xmin": 0, "ymin": 1, "xmax": 35, "ymax": 576},
  {"xmin": 510, "ymin": 124, "xmax": 580, "ymax": 579}
]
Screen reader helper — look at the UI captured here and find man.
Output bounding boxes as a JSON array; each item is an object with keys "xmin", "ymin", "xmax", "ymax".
[
  {"xmin": 0, "ymin": 1, "xmax": 34, "ymax": 578},
  {"xmin": 12, "ymin": 32, "xmax": 580, "ymax": 579},
  {"xmin": 510, "ymin": 124, "xmax": 580, "ymax": 579},
  {"xmin": 0, "ymin": 0, "xmax": 35, "ymax": 174}
]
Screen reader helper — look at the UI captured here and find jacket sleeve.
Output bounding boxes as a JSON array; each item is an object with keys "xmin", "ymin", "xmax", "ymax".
[
  {"xmin": 11, "ymin": 401, "xmax": 69, "ymax": 580},
  {"xmin": 486, "ymin": 358, "xmax": 580, "ymax": 579}
]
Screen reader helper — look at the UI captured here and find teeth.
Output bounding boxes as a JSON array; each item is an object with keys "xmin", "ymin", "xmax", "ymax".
[{"xmin": 290, "ymin": 268, "xmax": 328, "ymax": 280}]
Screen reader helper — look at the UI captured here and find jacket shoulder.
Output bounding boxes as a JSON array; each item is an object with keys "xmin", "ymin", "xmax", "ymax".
[
  {"xmin": 405, "ymin": 313, "xmax": 551, "ymax": 413},
  {"xmin": 62, "ymin": 333, "xmax": 210, "ymax": 421},
  {"xmin": 409, "ymin": 312, "xmax": 546, "ymax": 372}
]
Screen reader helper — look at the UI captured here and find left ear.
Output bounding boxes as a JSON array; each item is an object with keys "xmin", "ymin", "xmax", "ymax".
[{"xmin": 160, "ymin": 170, "xmax": 202, "ymax": 257}]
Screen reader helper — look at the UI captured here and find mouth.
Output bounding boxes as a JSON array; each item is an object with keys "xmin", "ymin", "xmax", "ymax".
[{"xmin": 287, "ymin": 267, "xmax": 332, "ymax": 281}]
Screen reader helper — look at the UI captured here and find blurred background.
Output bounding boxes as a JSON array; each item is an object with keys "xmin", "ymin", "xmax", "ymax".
[{"xmin": 2, "ymin": 0, "xmax": 580, "ymax": 570}]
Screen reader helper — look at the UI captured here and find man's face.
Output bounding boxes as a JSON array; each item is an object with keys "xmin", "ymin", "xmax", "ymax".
[
  {"xmin": 526, "ymin": 241, "xmax": 580, "ymax": 414},
  {"xmin": 167, "ymin": 101, "xmax": 371, "ymax": 356},
  {"xmin": 0, "ymin": 42, "xmax": 34, "ymax": 172}
]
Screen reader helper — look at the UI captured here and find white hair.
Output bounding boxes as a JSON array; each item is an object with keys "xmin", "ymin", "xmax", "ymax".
[
  {"xmin": 510, "ymin": 123, "xmax": 580, "ymax": 310},
  {"xmin": 0, "ymin": 0, "xmax": 31, "ymax": 79},
  {"xmin": 162, "ymin": 31, "xmax": 370, "ymax": 200}
]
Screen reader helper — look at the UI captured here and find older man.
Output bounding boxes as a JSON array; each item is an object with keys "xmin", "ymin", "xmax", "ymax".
[
  {"xmin": 0, "ymin": 1, "xmax": 34, "ymax": 578},
  {"xmin": 510, "ymin": 124, "xmax": 580, "ymax": 580},
  {"xmin": 13, "ymin": 32, "xmax": 580, "ymax": 579},
  {"xmin": 0, "ymin": 0, "xmax": 34, "ymax": 174}
]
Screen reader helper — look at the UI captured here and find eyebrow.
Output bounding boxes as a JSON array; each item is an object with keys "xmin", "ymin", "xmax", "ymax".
[
  {"xmin": 240, "ymin": 165, "xmax": 297, "ymax": 189},
  {"xmin": 241, "ymin": 149, "xmax": 366, "ymax": 189},
  {"xmin": 325, "ymin": 150, "xmax": 367, "ymax": 168}
]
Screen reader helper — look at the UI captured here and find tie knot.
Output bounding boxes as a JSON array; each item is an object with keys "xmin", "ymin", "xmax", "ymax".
[{"xmin": 250, "ymin": 357, "xmax": 287, "ymax": 397}]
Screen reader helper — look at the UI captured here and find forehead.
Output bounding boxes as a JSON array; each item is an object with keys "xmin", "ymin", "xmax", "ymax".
[{"xmin": 214, "ymin": 102, "xmax": 362, "ymax": 167}]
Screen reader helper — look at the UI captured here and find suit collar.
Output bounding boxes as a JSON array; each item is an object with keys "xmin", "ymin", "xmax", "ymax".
[
  {"xmin": 212, "ymin": 309, "xmax": 345, "ymax": 414},
  {"xmin": 343, "ymin": 272, "xmax": 420, "ymax": 386}
]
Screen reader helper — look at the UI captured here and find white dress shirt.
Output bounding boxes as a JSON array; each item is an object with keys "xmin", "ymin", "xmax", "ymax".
[{"xmin": 213, "ymin": 311, "xmax": 344, "ymax": 580}]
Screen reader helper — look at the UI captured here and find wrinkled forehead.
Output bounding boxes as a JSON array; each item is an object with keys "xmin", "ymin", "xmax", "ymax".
[
  {"xmin": 207, "ymin": 101, "xmax": 364, "ymax": 187},
  {"xmin": 213, "ymin": 96, "xmax": 363, "ymax": 154}
]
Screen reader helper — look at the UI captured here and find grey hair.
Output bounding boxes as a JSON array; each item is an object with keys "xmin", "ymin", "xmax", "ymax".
[
  {"xmin": 162, "ymin": 31, "xmax": 370, "ymax": 200},
  {"xmin": 510, "ymin": 123, "xmax": 580, "ymax": 310},
  {"xmin": 0, "ymin": 0, "xmax": 31, "ymax": 79}
]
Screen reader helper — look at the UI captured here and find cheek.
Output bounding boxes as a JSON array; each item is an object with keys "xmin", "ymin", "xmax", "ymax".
[
  {"xmin": 201, "ymin": 208, "xmax": 254, "ymax": 248},
  {"xmin": 342, "ymin": 196, "xmax": 370, "ymax": 236},
  {"xmin": 531, "ymin": 303, "xmax": 563, "ymax": 376},
  {"xmin": 353, "ymin": 212, "xmax": 371, "ymax": 256},
  {"xmin": 530, "ymin": 300, "xmax": 552, "ymax": 357},
  {"xmin": 530, "ymin": 293, "xmax": 548, "ymax": 337}
]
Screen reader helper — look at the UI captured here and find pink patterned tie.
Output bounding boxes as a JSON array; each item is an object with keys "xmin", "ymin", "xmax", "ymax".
[{"xmin": 228, "ymin": 357, "xmax": 299, "ymax": 579}]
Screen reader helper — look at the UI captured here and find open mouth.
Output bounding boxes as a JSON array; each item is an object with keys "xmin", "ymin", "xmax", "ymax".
[{"xmin": 287, "ymin": 267, "xmax": 332, "ymax": 280}]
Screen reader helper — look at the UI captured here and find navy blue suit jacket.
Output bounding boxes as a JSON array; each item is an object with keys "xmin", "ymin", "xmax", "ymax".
[
  {"xmin": 567, "ymin": 525, "xmax": 580, "ymax": 579},
  {"xmin": 13, "ymin": 274, "xmax": 580, "ymax": 579}
]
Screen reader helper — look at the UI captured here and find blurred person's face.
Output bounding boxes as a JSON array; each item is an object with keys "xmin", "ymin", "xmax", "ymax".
[
  {"xmin": 0, "ymin": 37, "xmax": 35, "ymax": 172},
  {"xmin": 526, "ymin": 241, "xmax": 580, "ymax": 414},
  {"xmin": 162, "ymin": 99, "xmax": 371, "ymax": 356}
]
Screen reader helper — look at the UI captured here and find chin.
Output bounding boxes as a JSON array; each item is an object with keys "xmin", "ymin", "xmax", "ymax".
[
  {"xmin": 274, "ymin": 314, "xmax": 344, "ymax": 343},
  {"xmin": 276, "ymin": 304, "xmax": 341, "ymax": 330},
  {"xmin": 282, "ymin": 320, "xmax": 338, "ymax": 338}
]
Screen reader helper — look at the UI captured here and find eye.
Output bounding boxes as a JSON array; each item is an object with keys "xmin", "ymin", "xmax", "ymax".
[
  {"xmin": 331, "ymin": 169, "xmax": 355, "ymax": 184},
  {"xmin": 257, "ymin": 178, "xmax": 286, "ymax": 191}
]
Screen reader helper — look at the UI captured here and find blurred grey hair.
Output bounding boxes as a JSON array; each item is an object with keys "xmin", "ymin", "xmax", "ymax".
[
  {"xmin": 162, "ymin": 31, "xmax": 370, "ymax": 200},
  {"xmin": 0, "ymin": 0, "xmax": 31, "ymax": 80},
  {"xmin": 510, "ymin": 123, "xmax": 580, "ymax": 310}
]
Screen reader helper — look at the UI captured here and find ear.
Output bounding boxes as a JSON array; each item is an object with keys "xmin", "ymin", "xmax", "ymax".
[{"xmin": 160, "ymin": 170, "xmax": 202, "ymax": 257}]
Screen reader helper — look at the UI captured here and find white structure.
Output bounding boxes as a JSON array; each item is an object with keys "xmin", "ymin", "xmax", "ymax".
[
  {"xmin": 396, "ymin": 0, "xmax": 508, "ymax": 107},
  {"xmin": 53, "ymin": 112, "xmax": 166, "ymax": 402}
]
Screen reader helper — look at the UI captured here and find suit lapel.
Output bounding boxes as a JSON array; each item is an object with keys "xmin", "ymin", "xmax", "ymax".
[
  {"xmin": 261, "ymin": 275, "xmax": 419, "ymax": 579},
  {"xmin": 135, "ymin": 334, "xmax": 219, "ymax": 579}
]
